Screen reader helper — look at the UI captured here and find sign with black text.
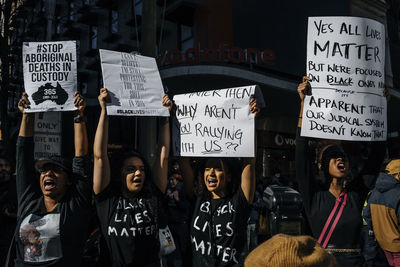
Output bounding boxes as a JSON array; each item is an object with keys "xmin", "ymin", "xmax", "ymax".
[
  {"xmin": 302, "ymin": 17, "xmax": 386, "ymax": 141},
  {"xmin": 34, "ymin": 112, "xmax": 62, "ymax": 159},
  {"xmin": 173, "ymin": 86, "xmax": 262, "ymax": 157},
  {"xmin": 23, "ymin": 41, "xmax": 77, "ymax": 112},
  {"xmin": 99, "ymin": 49, "xmax": 169, "ymax": 117}
]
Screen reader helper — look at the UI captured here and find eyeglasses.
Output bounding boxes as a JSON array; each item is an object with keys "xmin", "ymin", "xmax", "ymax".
[{"xmin": 38, "ymin": 164, "xmax": 65, "ymax": 174}]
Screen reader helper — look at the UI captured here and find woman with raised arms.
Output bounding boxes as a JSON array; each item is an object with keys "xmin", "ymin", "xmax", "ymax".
[
  {"xmin": 93, "ymin": 88, "xmax": 173, "ymax": 267},
  {"xmin": 14, "ymin": 92, "xmax": 91, "ymax": 266},
  {"xmin": 179, "ymin": 97, "xmax": 259, "ymax": 267},
  {"xmin": 295, "ymin": 76, "xmax": 386, "ymax": 267}
]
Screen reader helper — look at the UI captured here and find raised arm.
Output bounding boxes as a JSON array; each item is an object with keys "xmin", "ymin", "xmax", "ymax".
[
  {"xmin": 241, "ymin": 97, "xmax": 259, "ymax": 203},
  {"xmin": 153, "ymin": 94, "xmax": 172, "ymax": 193},
  {"xmin": 18, "ymin": 93, "xmax": 34, "ymax": 138},
  {"xmin": 73, "ymin": 92, "xmax": 88, "ymax": 157},
  {"xmin": 241, "ymin": 157, "xmax": 256, "ymax": 203},
  {"xmin": 297, "ymin": 76, "xmax": 310, "ymax": 127},
  {"xmin": 93, "ymin": 88, "xmax": 111, "ymax": 194},
  {"xmin": 295, "ymin": 76, "xmax": 316, "ymax": 213},
  {"xmin": 16, "ymin": 93, "xmax": 39, "ymax": 210}
]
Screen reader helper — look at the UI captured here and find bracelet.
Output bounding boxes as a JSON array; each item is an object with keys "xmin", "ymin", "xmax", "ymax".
[{"xmin": 74, "ymin": 115, "xmax": 87, "ymax": 123}]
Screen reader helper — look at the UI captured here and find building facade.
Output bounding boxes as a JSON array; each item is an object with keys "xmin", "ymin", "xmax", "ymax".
[{"xmin": 1, "ymin": 0, "xmax": 399, "ymax": 183}]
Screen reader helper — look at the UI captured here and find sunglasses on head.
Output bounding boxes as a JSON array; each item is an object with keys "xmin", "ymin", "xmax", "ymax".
[{"xmin": 38, "ymin": 164, "xmax": 65, "ymax": 174}]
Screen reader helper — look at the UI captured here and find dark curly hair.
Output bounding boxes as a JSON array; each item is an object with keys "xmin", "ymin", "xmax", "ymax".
[
  {"xmin": 110, "ymin": 150, "xmax": 155, "ymax": 199},
  {"xmin": 195, "ymin": 158, "xmax": 241, "ymax": 199}
]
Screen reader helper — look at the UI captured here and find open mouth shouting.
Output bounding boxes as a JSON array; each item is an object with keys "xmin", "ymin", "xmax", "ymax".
[
  {"xmin": 43, "ymin": 177, "xmax": 56, "ymax": 191},
  {"xmin": 336, "ymin": 161, "xmax": 346, "ymax": 172},
  {"xmin": 207, "ymin": 176, "xmax": 218, "ymax": 188},
  {"xmin": 126, "ymin": 174, "xmax": 145, "ymax": 193},
  {"xmin": 333, "ymin": 157, "xmax": 348, "ymax": 176},
  {"xmin": 337, "ymin": 162, "xmax": 345, "ymax": 170},
  {"xmin": 131, "ymin": 176, "xmax": 143, "ymax": 185}
]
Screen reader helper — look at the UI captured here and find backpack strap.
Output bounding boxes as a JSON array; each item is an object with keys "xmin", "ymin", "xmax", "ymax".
[{"xmin": 317, "ymin": 190, "xmax": 348, "ymax": 248}]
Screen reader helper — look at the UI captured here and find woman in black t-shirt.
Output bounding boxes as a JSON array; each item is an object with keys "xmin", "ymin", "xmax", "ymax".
[
  {"xmin": 14, "ymin": 92, "xmax": 91, "ymax": 266},
  {"xmin": 179, "ymin": 97, "xmax": 259, "ymax": 267},
  {"xmin": 296, "ymin": 77, "xmax": 385, "ymax": 267},
  {"xmin": 93, "ymin": 88, "xmax": 173, "ymax": 267}
]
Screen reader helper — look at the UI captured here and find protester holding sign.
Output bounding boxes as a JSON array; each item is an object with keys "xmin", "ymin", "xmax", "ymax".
[
  {"xmin": 296, "ymin": 77, "xmax": 386, "ymax": 267},
  {"xmin": 13, "ymin": 92, "xmax": 91, "ymax": 266},
  {"xmin": 178, "ymin": 97, "xmax": 259, "ymax": 267},
  {"xmin": 93, "ymin": 88, "xmax": 173, "ymax": 267}
]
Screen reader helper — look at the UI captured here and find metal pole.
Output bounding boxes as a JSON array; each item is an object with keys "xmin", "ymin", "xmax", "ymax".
[
  {"xmin": 138, "ymin": 0, "xmax": 158, "ymax": 166},
  {"xmin": 140, "ymin": 0, "xmax": 157, "ymax": 57},
  {"xmin": 45, "ymin": 0, "xmax": 56, "ymax": 41}
]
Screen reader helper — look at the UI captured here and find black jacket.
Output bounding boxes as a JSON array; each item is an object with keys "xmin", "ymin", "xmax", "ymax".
[{"xmin": 364, "ymin": 172, "xmax": 400, "ymax": 252}]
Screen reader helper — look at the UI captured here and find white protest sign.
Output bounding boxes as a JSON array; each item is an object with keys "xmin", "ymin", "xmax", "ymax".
[
  {"xmin": 23, "ymin": 41, "xmax": 77, "ymax": 112},
  {"xmin": 34, "ymin": 112, "xmax": 62, "ymax": 159},
  {"xmin": 173, "ymin": 86, "xmax": 261, "ymax": 157},
  {"xmin": 302, "ymin": 17, "xmax": 386, "ymax": 141},
  {"xmin": 99, "ymin": 49, "xmax": 169, "ymax": 117}
]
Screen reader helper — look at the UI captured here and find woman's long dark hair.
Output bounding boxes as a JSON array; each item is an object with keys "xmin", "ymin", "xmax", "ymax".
[
  {"xmin": 110, "ymin": 150, "xmax": 166, "ymax": 228},
  {"xmin": 195, "ymin": 157, "xmax": 241, "ymax": 199},
  {"xmin": 110, "ymin": 150, "xmax": 155, "ymax": 199}
]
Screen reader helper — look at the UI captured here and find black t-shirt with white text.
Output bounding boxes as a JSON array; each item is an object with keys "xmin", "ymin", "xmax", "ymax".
[
  {"xmin": 190, "ymin": 188, "xmax": 250, "ymax": 267},
  {"xmin": 95, "ymin": 185, "xmax": 161, "ymax": 267}
]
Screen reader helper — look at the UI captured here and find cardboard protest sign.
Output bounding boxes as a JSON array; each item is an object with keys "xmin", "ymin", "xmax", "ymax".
[
  {"xmin": 302, "ymin": 17, "xmax": 386, "ymax": 141},
  {"xmin": 34, "ymin": 112, "xmax": 62, "ymax": 159},
  {"xmin": 99, "ymin": 49, "xmax": 169, "ymax": 117},
  {"xmin": 23, "ymin": 41, "xmax": 77, "ymax": 112},
  {"xmin": 173, "ymin": 85, "xmax": 263, "ymax": 157}
]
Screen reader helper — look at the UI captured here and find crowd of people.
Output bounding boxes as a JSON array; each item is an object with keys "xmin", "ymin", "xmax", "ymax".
[{"xmin": 0, "ymin": 78, "xmax": 398, "ymax": 267}]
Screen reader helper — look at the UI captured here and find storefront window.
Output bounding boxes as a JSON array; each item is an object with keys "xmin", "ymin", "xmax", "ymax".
[
  {"xmin": 257, "ymin": 130, "xmax": 297, "ymax": 189},
  {"xmin": 110, "ymin": 10, "xmax": 118, "ymax": 34},
  {"xmin": 69, "ymin": 2, "xmax": 75, "ymax": 21},
  {"xmin": 180, "ymin": 25, "xmax": 193, "ymax": 51},
  {"xmin": 90, "ymin": 26, "xmax": 98, "ymax": 49},
  {"xmin": 56, "ymin": 16, "xmax": 61, "ymax": 35},
  {"xmin": 134, "ymin": 0, "xmax": 142, "ymax": 16},
  {"xmin": 260, "ymin": 148, "xmax": 296, "ymax": 187}
]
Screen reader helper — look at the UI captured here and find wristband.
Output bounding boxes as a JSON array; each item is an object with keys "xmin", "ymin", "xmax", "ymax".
[{"xmin": 74, "ymin": 115, "xmax": 87, "ymax": 123}]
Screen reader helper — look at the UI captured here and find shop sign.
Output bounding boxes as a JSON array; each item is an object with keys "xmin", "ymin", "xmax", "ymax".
[
  {"xmin": 259, "ymin": 131, "xmax": 296, "ymax": 149},
  {"xmin": 274, "ymin": 133, "xmax": 296, "ymax": 147},
  {"xmin": 157, "ymin": 43, "xmax": 275, "ymax": 66}
]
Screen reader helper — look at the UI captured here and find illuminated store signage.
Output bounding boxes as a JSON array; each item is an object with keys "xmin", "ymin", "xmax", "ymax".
[{"xmin": 157, "ymin": 43, "xmax": 275, "ymax": 66}]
